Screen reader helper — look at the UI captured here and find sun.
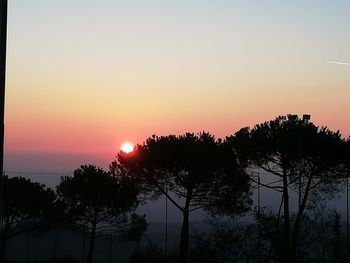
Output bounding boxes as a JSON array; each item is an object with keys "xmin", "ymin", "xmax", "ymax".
[{"xmin": 121, "ymin": 142, "xmax": 134, "ymax": 153}]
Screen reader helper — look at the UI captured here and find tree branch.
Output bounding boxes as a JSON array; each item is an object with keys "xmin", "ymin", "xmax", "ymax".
[{"xmin": 249, "ymin": 177, "xmax": 283, "ymax": 192}]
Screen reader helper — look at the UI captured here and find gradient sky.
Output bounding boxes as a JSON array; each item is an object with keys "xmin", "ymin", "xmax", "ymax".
[{"xmin": 4, "ymin": 0, "xmax": 350, "ymax": 171}]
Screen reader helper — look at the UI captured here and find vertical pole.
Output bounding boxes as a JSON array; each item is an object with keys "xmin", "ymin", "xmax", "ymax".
[
  {"xmin": 257, "ymin": 173, "xmax": 261, "ymax": 263},
  {"xmin": 298, "ymin": 130, "xmax": 302, "ymax": 209},
  {"xmin": 297, "ymin": 122, "xmax": 303, "ymax": 262},
  {"xmin": 54, "ymin": 233, "xmax": 58, "ymax": 261},
  {"xmin": 165, "ymin": 178, "xmax": 168, "ymax": 258},
  {"xmin": 108, "ymin": 235, "xmax": 112, "ymax": 263},
  {"xmin": 82, "ymin": 182, "xmax": 86, "ymax": 263},
  {"xmin": 53, "ymin": 232, "xmax": 57, "ymax": 261},
  {"xmin": 347, "ymin": 176, "xmax": 349, "ymax": 261},
  {"xmin": 0, "ymin": 0, "xmax": 8, "ymax": 233},
  {"xmin": 26, "ymin": 234, "xmax": 30, "ymax": 263},
  {"xmin": 82, "ymin": 221, "xmax": 86, "ymax": 263},
  {"xmin": 0, "ymin": 171, "xmax": 3, "ymax": 231}
]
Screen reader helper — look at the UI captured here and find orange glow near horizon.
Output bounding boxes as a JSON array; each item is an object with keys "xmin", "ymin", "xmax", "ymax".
[{"xmin": 3, "ymin": 1, "xmax": 350, "ymax": 167}]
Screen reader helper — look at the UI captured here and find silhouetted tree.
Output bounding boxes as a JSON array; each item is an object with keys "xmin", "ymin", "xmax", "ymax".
[
  {"xmin": 0, "ymin": 176, "xmax": 56, "ymax": 263},
  {"xmin": 56, "ymin": 165, "xmax": 140, "ymax": 263},
  {"xmin": 229, "ymin": 115, "xmax": 347, "ymax": 263},
  {"xmin": 111, "ymin": 132, "xmax": 251, "ymax": 263}
]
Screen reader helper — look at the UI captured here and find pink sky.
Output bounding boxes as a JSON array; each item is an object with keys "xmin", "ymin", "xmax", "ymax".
[{"xmin": 4, "ymin": 1, "xmax": 350, "ymax": 172}]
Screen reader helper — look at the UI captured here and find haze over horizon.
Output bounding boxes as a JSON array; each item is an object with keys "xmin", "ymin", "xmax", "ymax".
[{"xmin": 4, "ymin": 0, "xmax": 350, "ymax": 172}]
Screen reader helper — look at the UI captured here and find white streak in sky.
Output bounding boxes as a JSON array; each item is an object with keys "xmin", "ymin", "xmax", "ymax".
[{"xmin": 326, "ymin": 60, "xmax": 350, "ymax": 66}]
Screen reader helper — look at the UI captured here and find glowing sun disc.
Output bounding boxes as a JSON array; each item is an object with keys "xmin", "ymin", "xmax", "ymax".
[{"xmin": 121, "ymin": 142, "xmax": 134, "ymax": 153}]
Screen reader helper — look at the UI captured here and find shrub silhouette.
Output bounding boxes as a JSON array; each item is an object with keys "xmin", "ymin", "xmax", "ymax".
[
  {"xmin": 56, "ymin": 164, "xmax": 141, "ymax": 263},
  {"xmin": 0, "ymin": 176, "xmax": 56, "ymax": 263}
]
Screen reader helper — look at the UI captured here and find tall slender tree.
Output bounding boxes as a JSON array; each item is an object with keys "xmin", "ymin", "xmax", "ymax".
[
  {"xmin": 229, "ymin": 115, "xmax": 347, "ymax": 263},
  {"xmin": 111, "ymin": 132, "xmax": 251, "ymax": 263}
]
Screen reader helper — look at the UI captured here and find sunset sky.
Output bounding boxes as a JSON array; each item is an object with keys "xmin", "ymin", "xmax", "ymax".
[{"xmin": 4, "ymin": 0, "xmax": 350, "ymax": 172}]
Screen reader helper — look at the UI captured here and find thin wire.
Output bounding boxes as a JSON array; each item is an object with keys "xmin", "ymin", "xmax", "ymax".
[
  {"xmin": 347, "ymin": 176, "xmax": 349, "ymax": 262},
  {"xmin": 5, "ymin": 170, "xmax": 73, "ymax": 175}
]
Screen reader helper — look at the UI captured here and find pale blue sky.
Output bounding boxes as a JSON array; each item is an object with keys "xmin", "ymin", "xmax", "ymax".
[{"xmin": 4, "ymin": 0, "xmax": 350, "ymax": 170}]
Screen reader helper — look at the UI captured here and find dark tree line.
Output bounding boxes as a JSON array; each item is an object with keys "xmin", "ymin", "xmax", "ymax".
[
  {"xmin": 189, "ymin": 208, "xmax": 349, "ymax": 263},
  {"xmin": 0, "ymin": 165, "xmax": 145, "ymax": 263},
  {"xmin": 0, "ymin": 114, "xmax": 349, "ymax": 263}
]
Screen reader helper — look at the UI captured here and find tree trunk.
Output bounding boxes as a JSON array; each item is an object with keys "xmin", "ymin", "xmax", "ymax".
[
  {"xmin": 281, "ymin": 170, "xmax": 292, "ymax": 263},
  {"xmin": 179, "ymin": 207, "xmax": 190, "ymax": 263},
  {"xmin": 87, "ymin": 222, "xmax": 97, "ymax": 263},
  {"xmin": 178, "ymin": 189, "xmax": 192, "ymax": 263},
  {"xmin": 290, "ymin": 173, "xmax": 313, "ymax": 263}
]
